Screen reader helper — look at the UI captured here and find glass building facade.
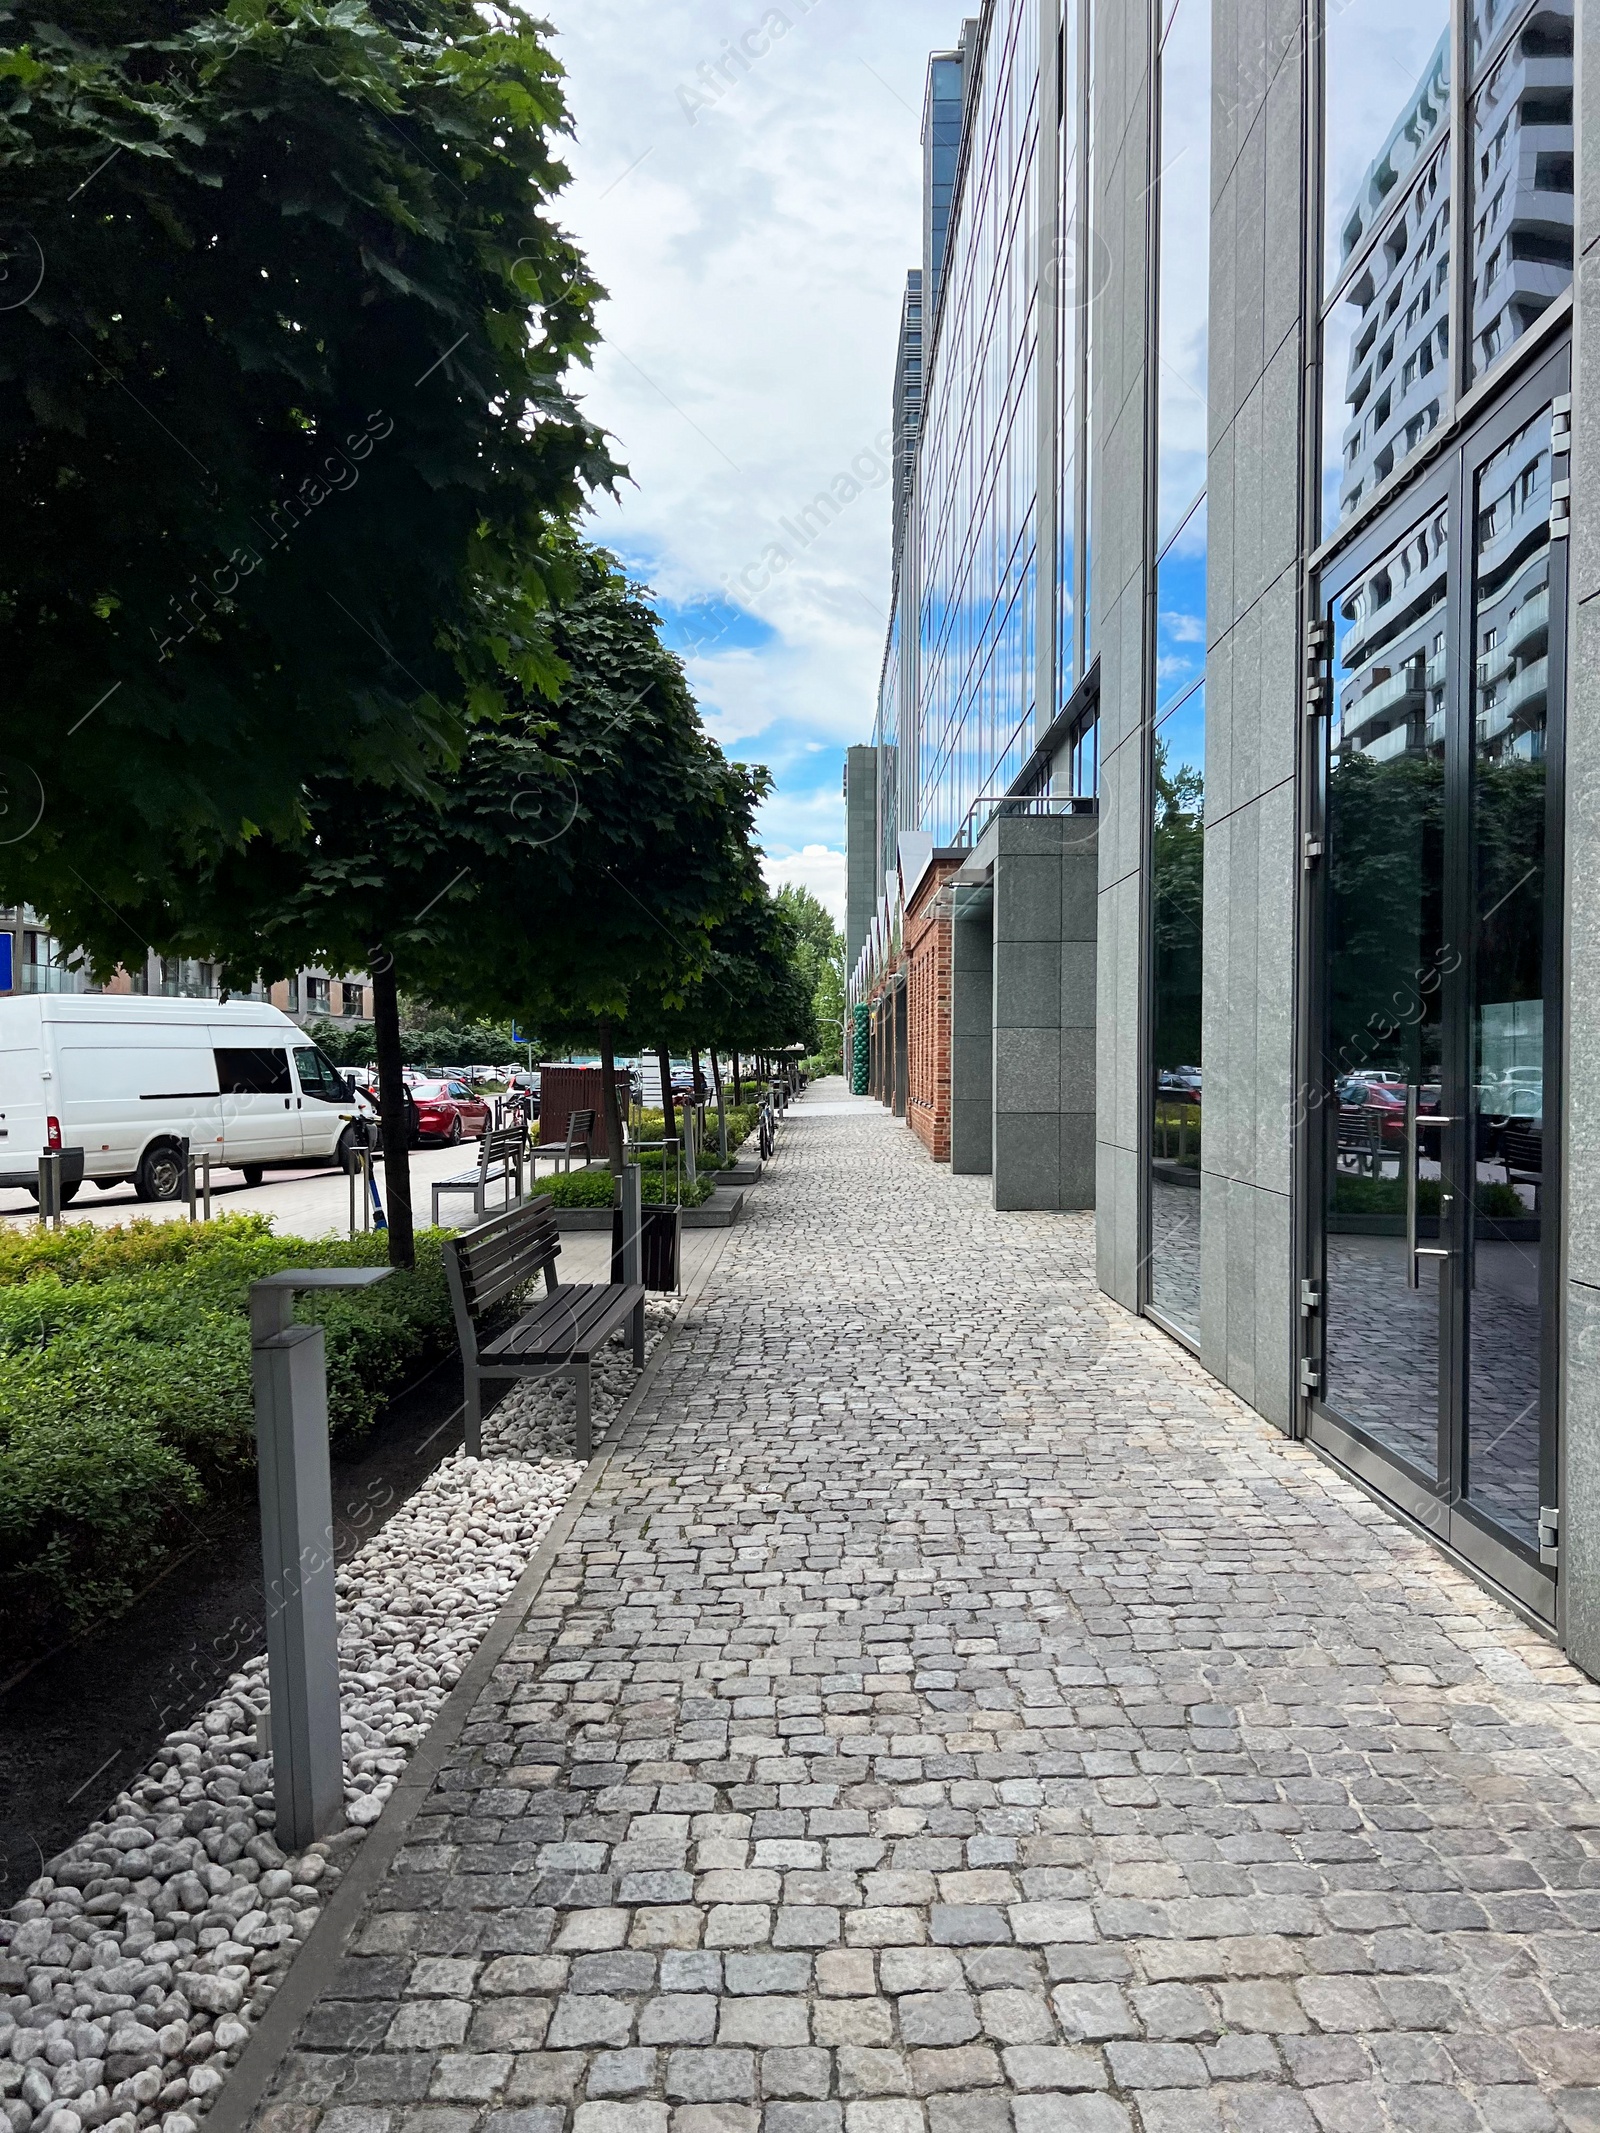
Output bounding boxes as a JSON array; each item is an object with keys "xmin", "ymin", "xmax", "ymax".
[
  {"xmin": 849, "ymin": 0, "xmax": 1597, "ymax": 1658},
  {"xmin": 873, "ymin": 0, "xmax": 1092, "ymax": 856}
]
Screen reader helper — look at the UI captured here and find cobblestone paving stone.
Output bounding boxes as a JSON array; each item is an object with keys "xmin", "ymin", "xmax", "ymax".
[{"xmin": 255, "ymin": 1083, "xmax": 1600, "ymax": 2133}]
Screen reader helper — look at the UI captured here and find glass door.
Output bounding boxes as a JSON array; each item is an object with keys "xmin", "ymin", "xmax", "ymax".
[{"xmin": 1308, "ymin": 351, "xmax": 1566, "ymax": 1622}]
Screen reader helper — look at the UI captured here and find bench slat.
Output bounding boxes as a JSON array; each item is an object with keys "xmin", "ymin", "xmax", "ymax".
[{"xmin": 484, "ymin": 1283, "xmax": 645, "ymax": 1364}]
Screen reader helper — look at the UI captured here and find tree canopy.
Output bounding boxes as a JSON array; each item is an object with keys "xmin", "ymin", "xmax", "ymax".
[
  {"xmin": 775, "ymin": 882, "xmax": 844, "ymax": 1069},
  {"xmin": 0, "ymin": 0, "xmax": 612, "ymax": 920},
  {"xmin": 41, "ymin": 542, "xmax": 766, "ymax": 1258}
]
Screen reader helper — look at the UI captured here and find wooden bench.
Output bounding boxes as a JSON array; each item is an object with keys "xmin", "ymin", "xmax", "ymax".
[
  {"xmin": 534, "ymin": 1105, "xmax": 595, "ymax": 1175},
  {"xmin": 443, "ymin": 1195, "xmax": 645, "ymax": 1459},
  {"xmin": 430, "ymin": 1123, "xmax": 528, "ymax": 1226}
]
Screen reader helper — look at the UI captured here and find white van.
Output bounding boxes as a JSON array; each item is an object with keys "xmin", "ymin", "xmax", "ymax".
[{"xmin": 0, "ymin": 995, "xmax": 375, "ymax": 1203}]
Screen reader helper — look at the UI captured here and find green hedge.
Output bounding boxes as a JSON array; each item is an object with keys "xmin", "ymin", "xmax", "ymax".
[
  {"xmin": 536, "ymin": 1171, "xmax": 716, "ymax": 1210},
  {"xmin": 0, "ymin": 1215, "xmax": 455, "ymax": 1649}
]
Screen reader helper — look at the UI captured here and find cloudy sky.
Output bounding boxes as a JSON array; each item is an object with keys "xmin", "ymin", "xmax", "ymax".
[{"xmin": 544, "ymin": 0, "xmax": 951, "ymax": 924}]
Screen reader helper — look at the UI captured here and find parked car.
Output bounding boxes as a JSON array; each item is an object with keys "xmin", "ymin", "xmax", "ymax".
[
  {"xmin": 0, "ymin": 994, "xmax": 375, "ymax": 1201},
  {"xmin": 355, "ymin": 1079, "xmax": 420, "ymax": 1149},
  {"xmin": 410, "ymin": 1076, "xmax": 492, "ymax": 1145}
]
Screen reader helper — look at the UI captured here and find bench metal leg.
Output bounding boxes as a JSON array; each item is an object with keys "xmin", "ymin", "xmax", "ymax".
[
  {"xmin": 574, "ymin": 1358, "xmax": 592, "ymax": 1463},
  {"xmin": 632, "ymin": 1296, "xmax": 645, "ymax": 1369},
  {"xmin": 463, "ymin": 1363, "xmax": 482, "ymax": 1458}
]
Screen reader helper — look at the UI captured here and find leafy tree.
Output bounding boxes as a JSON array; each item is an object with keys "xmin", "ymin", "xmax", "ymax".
[
  {"xmin": 0, "ymin": 0, "xmax": 611, "ymax": 918},
  {"xmin": 45, "ymin": 545, "xmax": 766, "ymax": 1259},
  {"xmin": 775, "ymin": 883, "xmax": 844, "ymax": 1071},
  {"xmin": 305, "ymin": 1015, "xmax": 522, "ymax": 1072}
]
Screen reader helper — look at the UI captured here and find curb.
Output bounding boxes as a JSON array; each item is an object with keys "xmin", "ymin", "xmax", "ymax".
[{"xmin": 205, "ymin": 1217, "xmax": 744, "ymax": 2133}]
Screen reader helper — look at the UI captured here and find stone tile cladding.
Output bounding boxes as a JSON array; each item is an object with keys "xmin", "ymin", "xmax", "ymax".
[
  {"xmin": 255, "ymin": 1084, "xmax": 1600, "ymax": 2133},
  {"xmin": 905, "ymin": 865, "xmax": 960, "ymax": 1164}
]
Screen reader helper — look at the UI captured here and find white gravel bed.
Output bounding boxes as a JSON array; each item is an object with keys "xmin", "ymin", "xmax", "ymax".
[
  {"xmin": 0, "ymin": 1299, "xmax": 680, "ymax": 2133},
  {"xmin": 481, "ymin": 1293, "xmax": 680, "ymax": 1460}
]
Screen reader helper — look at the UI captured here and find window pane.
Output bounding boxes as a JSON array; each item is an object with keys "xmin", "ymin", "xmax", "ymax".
[
  {"xmin": 1321, "ymin": 504, "xmax": 1449, "ymax": 1482},
  {"xmin": 294, "ymin": 1047, "xmax": 347, "ymax": 1103},
  {"xmin": 1322, "ymin": 10, "xmax": 1451, "ymax": 533},
  {"xmin": 1150, "ymin": 677, "xmax": 1204, "ymax": 1341},
  {"xmin": 1467, "ymin": 5, "xmax": 1573, "ymax": 384},
  {"xmin": 1155, "ymin": 0, "xmax": 1210, "ymax": 548},
  {"xmin": 1155, "ymin": 498, "xmax": 1206, "ymax": 717},
  {"xmin": 1467, "ymin": 405, "xmax": 1554, "ymax": 1547},
  {"xmin": 214, "ymin": 1047, "xmax": 292, "ymax": 1097}
]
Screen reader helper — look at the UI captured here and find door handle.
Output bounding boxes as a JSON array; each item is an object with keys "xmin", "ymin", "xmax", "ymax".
[{"xmin": 1405, "ymin": 1083, "xmax": 1458, "ymax": 1290}]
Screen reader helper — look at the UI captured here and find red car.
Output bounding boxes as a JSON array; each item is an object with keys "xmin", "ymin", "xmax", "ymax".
[{"xmin": 410, "ymin": 1077, "xmax": 491, "ymax": 1145}]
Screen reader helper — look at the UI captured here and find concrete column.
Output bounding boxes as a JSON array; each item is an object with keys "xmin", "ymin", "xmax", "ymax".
[
  {"xmin": 950, "ymin": 886, "xmax": 994, "ymax": 1175},
  {"xmin": 990, "ymin": 813, "xmax": 1098, "ymax": 1211}
]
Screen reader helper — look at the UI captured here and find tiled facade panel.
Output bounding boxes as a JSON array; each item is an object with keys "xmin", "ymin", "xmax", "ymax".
[{"xmin": 1197, "ymin": 0, "xmax": 1305, "ymax": 1432}]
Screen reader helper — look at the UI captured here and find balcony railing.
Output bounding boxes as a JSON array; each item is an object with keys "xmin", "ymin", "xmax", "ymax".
[
  {"xmin": 20, "ymin": 964, "xmax": 89, "ymax": 994},
  {"xmin": 954, "ymin": 791, "xmax": 1097, "ymax": 850}
]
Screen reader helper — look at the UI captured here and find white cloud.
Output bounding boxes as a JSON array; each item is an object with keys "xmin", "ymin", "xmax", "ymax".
[
  {"xmin": 762, "ymin": 844, "xmax": 848, "ymax": 926},
  {"xmin": 546, "ymin": 0, "xmax": 951, "ymax": 774}
]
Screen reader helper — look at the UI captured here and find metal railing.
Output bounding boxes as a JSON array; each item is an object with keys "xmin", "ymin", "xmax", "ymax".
[{"xmin": 954, "ymin": 790, "xmax": 1096, "ymax": 849}]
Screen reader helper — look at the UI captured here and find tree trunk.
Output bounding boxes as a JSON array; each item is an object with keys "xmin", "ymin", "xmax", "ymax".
[
  {"xmin": 657, "ymin": 1044, "xmax": 677, "ymax": 1149},
  {"xmin": 370, "ymin": 956, "xmax": 415, "ymax": 1270},
  {"xmin": 710, "ymin": 1049, "xmax": 728, "ymax": 1160},
  {"xmin": 732, "ymin": 1051, "xmax": 742, "ymax": 1103},
  {"xmin": 597, "ymin": 1017, "xmax": 626, "ymax": 1177}
]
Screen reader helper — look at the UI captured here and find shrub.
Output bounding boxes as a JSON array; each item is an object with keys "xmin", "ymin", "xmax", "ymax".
[
  {"xmin": 0, "ymin": 1216, "xmax": 456, "ymax": 1653},
  {"xmin": 538, "ymin": 1171, "xmax": 616, "ymax": 1208}
]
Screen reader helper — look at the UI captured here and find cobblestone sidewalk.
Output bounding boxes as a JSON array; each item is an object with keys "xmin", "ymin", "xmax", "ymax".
[{"xmin": 258, "ymin": 1083, "xmax": 1600, "ymax": 2133}]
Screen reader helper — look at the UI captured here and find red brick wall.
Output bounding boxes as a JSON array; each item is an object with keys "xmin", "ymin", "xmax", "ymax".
[{"xmin": 904, "ymin": 860, "xmax": 959, "ymax": 1162}]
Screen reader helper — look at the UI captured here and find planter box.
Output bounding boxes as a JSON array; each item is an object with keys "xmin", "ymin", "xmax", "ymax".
[{"xmin": 554, "ymin": 1186, "xmax": 744, "ymax": 1233}]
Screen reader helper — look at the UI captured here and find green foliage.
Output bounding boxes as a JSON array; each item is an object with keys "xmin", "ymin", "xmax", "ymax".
[
  {"xmin": 0, "ymin": 1216, "xmax": 454, "ymax": 1650},
  {"xmin": 306, "ymin": 1015, "xmax": 521, "ymax": 1071},
  {"xmin": 1332, "ymin": 1175, "xmax": 1529, "ymax": 1219},
  {"xmin": 0, "ymin": 0, "xmax": 613, "ymax": 918},
  {"xmin": 538, "ymin": 1170, "xmax": 614, "ymax": 1208},
  {"xmin": 536, "ymin": 1169, "xmax": 716, "ymax": 1209},
  {"xmin": 1151, "ymin": 737, "xmax": 1204, "ymax": 1073},
  {"xmin": 775, "ymin": 884, "xmax": 845, "ymax": 1072}
]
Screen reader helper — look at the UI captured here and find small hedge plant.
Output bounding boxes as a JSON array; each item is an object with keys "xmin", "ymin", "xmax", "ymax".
[{"xmin": 0, "ymin": 1215, "xmax": 456, "ymax": 1652}]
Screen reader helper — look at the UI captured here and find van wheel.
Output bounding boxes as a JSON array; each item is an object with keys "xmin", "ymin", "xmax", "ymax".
[
  {"xmin": 135, "ymin": 1143, "xmax": 185, "ymax": 1202},
  {"xmin": 335, "ymin": 1127, "xmax": 362, "ymax": 1175},
  {"xmin": 24, "ymin": 1182, "xmax": 80, "ymax": 1206},
  {"xmin": 241, "ymin": 1165, "xmax": 265, "ymax": 1188}
]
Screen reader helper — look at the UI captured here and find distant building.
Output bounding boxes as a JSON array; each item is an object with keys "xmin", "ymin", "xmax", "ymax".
[{"xmin": 0, "ymin": 908, "xmax": 372, "ymax": 1027}]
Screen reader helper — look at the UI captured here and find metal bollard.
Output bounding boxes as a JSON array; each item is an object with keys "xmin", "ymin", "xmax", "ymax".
[
  {"xmin": 250, "ymin": 1266, "xmax": 393, "ymax": 1852},
  {"xmin": 36, "ymin": 1150, "xmax": 61, "ymax": 1230},
  {"xmin": 187, "ymin": 1150, "xmax": 212, "ymax": 1223},
  {"xmin": 621, "ymin": 1162, "xmax": 642, "ymax": 1289},
  {"xmin": 348, "ymin": 1145, "xmax": 373, "ymax": 1235}
]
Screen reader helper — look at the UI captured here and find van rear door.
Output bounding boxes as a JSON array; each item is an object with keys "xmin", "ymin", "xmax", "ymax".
[{"xmin": 0, "ymin": 1040, "xmax": 45, "ymax": 1189}]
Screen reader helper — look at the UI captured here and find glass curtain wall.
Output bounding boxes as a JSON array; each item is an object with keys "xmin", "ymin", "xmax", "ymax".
[
  {"xmin": 875, "ymin": 610, "xmax": 901, "ymax": 900},
  {"xmin": 1146, "ymin": 0, "xmax": 1210, "ymax": 1341},
  {"xmin": 1320, "ymin": 0, "xmax": 1573, "ymax": 538},
  {"xmin": 1310, "ymin": 0, "xmax": 1572, "ymax": 1611},
  {"xmin": 914, "ymin": 0, "xmax": 1042, "ymax": 844}
]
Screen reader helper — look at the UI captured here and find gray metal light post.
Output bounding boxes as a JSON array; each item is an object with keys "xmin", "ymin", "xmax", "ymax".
[{"xmin": 249, "ymin": 1267, "xmax": 392, "ymax": 1852}]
